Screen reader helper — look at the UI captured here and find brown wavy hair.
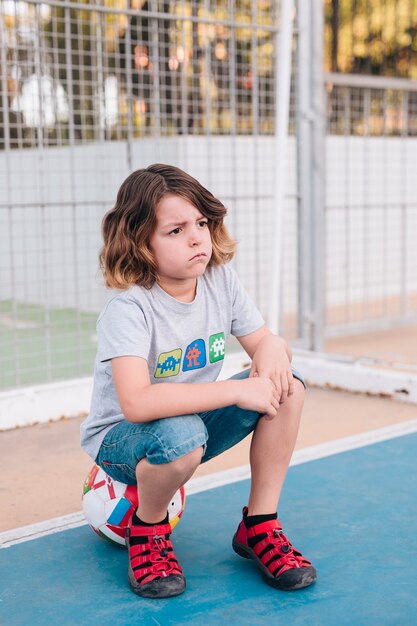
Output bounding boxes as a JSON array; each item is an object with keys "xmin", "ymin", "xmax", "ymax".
[{"xmin": 100, "ymin": 163, "xmax": 237, "ymax": 289}]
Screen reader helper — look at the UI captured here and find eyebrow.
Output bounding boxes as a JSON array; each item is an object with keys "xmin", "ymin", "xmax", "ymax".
[{"xmin": 162, "ymin": 215, "xmax": 206, "ymax": 229}]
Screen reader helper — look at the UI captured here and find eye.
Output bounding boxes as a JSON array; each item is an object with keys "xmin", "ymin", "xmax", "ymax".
[
  {"xmin": 198, "ymin": 220, "xmax": 208, "ymax": 228},
  {"xmin": 169, "ymin": 227, "xmax": 182, "ymax": 235}
]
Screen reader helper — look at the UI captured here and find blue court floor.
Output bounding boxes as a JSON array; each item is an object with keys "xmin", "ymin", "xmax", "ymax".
[{"xmin": 1, "ymin": 432, "xmax": 417, "ymax": 626}]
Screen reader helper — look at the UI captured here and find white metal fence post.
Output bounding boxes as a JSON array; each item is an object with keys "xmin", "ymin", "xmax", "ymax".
[
  {"xmin": 296, "ymin": 0, "xmax": 325, "ymax": 351},
  {"xmin": 311, "ymin": 0, "xmax": 325, "ymax": 351},
  {"xmin": 268, "ymin": 0, "xmax": 294, "ymax": 335}
]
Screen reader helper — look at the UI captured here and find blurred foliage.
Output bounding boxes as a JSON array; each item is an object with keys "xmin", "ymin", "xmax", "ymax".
[
  {"xmin": 324, "ymin": 0, "xmax": 417, "ymax": 79},
  {"xmin": 1, "ymin": 0, "xmax": 416, "ymax": 149}
]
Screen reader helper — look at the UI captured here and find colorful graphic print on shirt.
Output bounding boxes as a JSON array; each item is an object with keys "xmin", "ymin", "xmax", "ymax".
[
  {"xmin": 154, "ymin": 348, "xmax": 182, "ymax": 378},
  {"xmin": 183, "ymin": 339, "xmax": 206, "ymax": 371},
  {"xmin": 154, "ymin": 332, "xmax": 225, "ymax": 378}
]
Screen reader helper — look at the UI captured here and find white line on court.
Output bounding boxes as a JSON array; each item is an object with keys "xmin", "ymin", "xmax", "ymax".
[{"xmin": 2, "ymin": 418, "xmax": 417, "ymax": 549}]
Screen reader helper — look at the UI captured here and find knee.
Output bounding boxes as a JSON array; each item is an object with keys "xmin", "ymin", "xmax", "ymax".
[
  {"xmin": 294, "ymin": 376, "xmax": 306, "ymax": 400},
  {"xmin": 278, "ymin": 376, "xmax": 305, "ymax": 415},
  {"xmin": 293, "ymin": 377, "xmax": 306, "ymax": 399},
  {"xmin": 289, "ymin": 377, "xmax": 306, "ymax": 411},
  {"xmin": 170, "ymin": 445, "xmax": 204, "ymax": 476},
  {"xmin": 136, "ymin": 445, "xmax": 203, "ymax": 484}
]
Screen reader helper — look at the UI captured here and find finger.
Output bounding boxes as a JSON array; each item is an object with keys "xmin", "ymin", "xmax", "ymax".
[
  {"xmin": 280, "ymin": 372, "xmax": 289, "ymax": 401},
  {"xmin": 273, "ymin": 376, "xmax": 283, "ymax": 404},
  {"xmin": 270, "ymin": 388, "xmax": 279, "ymax": 408},
  {"xmin": 269, "ymin": 400, "xmax": 279, "ymax": 418},
  {"xmin": 249, "ymin": 366, "xmax": 257, "ymax": 378},
  {"xmin": 256, "ymin": 368, "xmax": 270, "ymax": 380},
  {"xmin": 271, "ymin": 398, "xmax": 280, "ymax": 412}
]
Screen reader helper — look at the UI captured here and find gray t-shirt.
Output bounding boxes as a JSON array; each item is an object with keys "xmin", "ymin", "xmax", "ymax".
[{"xmin": 80, "ymin": 263, "xmax": 264, "ymax": 459}]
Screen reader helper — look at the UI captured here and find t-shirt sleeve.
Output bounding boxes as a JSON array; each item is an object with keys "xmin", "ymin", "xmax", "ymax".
[
  {"xmin": 96, "ymin": 296, "xmax": 151, "ymax": 362},
  {"xmin": 228, "ymin": 267, "xmax": 265, "ymax": 337}
]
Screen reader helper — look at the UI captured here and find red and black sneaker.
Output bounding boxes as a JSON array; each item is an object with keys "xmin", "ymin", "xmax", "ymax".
[
  {"xmin": 232, "ymin": 507, "xmax": 317, "ymax": 591},
  {"xmin": 126, "ymin": 521, "xmax": 185, "ymax": 598}
]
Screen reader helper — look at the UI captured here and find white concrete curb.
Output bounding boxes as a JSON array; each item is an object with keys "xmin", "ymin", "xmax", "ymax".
[
  {"xmin": 1, "ymin": 349, "xmax": 417, "ymax": 431},
  {"xmin": 0, "ymin": 353, "xmax": 250, "ymax": 431},
  {"xmin": 292, "ymin": 350, "xmax": 417, "ymax": 404},
  {"xmin": 0, "ymin": 377, "xmax": 93, "ymax": 430}
]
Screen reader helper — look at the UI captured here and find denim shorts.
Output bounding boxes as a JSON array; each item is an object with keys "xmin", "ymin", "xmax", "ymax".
[{"xmin": 95, "ymin": 368, "xmax": 305, "ymax": 484}]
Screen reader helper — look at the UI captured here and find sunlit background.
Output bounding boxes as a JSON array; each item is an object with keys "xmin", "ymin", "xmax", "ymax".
[
  {"xmin": 1, "ymin": 0, "xmax": 416, "ymax": 148},
  {"xmin": 1, "ymin": 0, "xmax": 416, "ymax": 395}
]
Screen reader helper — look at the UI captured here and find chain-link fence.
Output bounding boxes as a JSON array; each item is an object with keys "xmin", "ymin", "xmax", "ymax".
[
  {"xmin": 0, "ymin": 0, "xmax": 303, "ymax": 391},
  {"xmin": 1, "ymin": 0, "xmax": 417, "ymax": 398},
  {"xmin": 325, "ymin": 73, "xmax": 417, "ymax": 333}
]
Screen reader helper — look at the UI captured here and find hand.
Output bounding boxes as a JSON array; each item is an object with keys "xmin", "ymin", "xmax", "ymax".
[
  {"xmin": 235, "ymin": 376, "xmax": 280, "ymax": 420},
  {"xmin": 250, "ymin": 334, "xmax": 294, "ymax": 405}
]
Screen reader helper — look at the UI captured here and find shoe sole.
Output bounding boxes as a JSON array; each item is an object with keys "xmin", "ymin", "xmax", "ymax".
[
  {"xmin": 128, "ymin": 567, "xmax": 186, "ymax": 598},
  {"xmin": 232, "ymin": 534, "xmax": 317, "ymax": 591}
]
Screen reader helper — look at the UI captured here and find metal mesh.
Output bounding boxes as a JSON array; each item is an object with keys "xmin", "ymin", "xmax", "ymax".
[
  {"xmin": 324, "ymin": 73, "xmax": 417, "ymax": 337},
  {"xmin": 0, "ymin": 0, "xmax": 281, "ymax": 147},
  {"xmin": 3, "ymin": 1, "xmax": 416, "ymax": 392},
  {"xmin": 0, "ymin": 0, "xmax": 303, "ymax": 390}
]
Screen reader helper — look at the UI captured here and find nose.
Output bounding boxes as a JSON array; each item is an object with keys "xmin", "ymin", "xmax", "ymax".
[{"xmin": 189, "ymin": 225, "xmax": 202, "ymax": 246}]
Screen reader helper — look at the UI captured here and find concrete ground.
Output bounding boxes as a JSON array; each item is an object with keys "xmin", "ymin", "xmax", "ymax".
[
  {"xmin": 326, "ymin": 325, "xmax": 417, "ymax": 371},
  {"xmin": 1, "ymin": 384, "xmax": 416, "ymax": 533}
]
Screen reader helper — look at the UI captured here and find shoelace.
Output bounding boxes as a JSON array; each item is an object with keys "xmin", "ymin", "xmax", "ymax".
[
  {"xmin": 269, "ymin": 528, "xmax": 301, "ymax": 567},
  {"xmin": 148, "ymin": 535, "xmax": 177, "ymax": 576}
]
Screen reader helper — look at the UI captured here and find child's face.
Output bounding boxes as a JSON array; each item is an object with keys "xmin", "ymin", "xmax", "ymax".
[{"xmin": 150, "ymin": 194, "xmax": 213, "ymax": 286}]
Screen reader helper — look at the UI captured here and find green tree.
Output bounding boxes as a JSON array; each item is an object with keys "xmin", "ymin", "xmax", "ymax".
[{"xmin": 325, "ymin": 0, "xmax": 417, "ymax": 79}]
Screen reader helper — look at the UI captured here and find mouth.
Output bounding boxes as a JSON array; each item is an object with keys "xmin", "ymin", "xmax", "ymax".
[{"xmin": 189, "ymin": 252, "xmax": 207, "ymax": 261}]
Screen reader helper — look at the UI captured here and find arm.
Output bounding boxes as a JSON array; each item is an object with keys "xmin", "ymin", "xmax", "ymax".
[
  {"xmin": 112, "ymin": 355, "xmax": 280, "ymax": 423},
  {"xmin": 237, "ymin": 325, "xmax": 292, "ymax": 361},
  {"xmin": 237, "ymin": 325, "xmax": 294, "ymax": 401}
]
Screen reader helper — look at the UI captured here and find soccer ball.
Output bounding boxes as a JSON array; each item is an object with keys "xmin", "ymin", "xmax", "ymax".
[{"xmin": 82, "ymin": 464, "xmax": 186, "ymax": 546}]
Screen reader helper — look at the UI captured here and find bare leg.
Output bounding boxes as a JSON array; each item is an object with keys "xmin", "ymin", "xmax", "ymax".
[
  {"xmin": 248, "ymin": 379, "xmax": 305, "ymax": 515},
  {"xmin": 135, "ymin": 446, "xmax": 203, "ymax": 523}
]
